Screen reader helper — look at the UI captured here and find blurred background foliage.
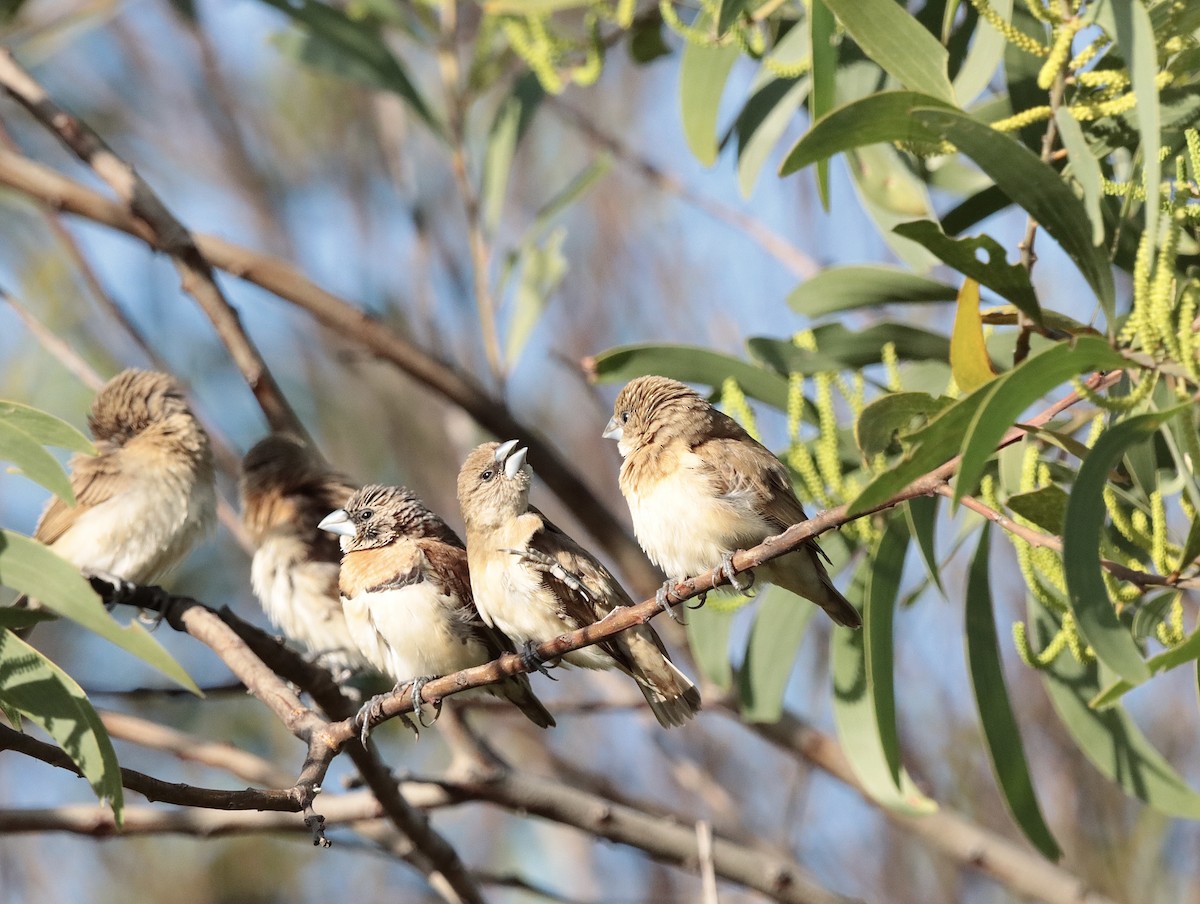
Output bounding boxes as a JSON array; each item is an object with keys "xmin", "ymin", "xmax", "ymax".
[{"xmin": 2, "ymin": 0, "xmax": 1200, "ymax": 902}]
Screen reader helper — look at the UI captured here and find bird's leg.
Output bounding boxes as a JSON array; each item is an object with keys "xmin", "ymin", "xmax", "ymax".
[
  {"xmin": 85, "ymin": 570, "xmax": 140, "ymax": 609},
  {"xmin": 655, "ymin": 581, "xmax": 688, "ymax": 623},
  {"xmin": 716, "ymin": 553, "xmax": 755, "ymax": 595},
  {"xmin": 403, "ymin": 676, "xmax": 443, "ymax": 728},
  {"xmin": 519, "ymin": 640, "xmax": 558, "ymax": 680},
  {"xmin": 502, "ymin": 547, "xmax": 590, "ymax": 601},
  {"xmin": 356, "ymin": 691, "xmax": 420, "ymax": 745}
]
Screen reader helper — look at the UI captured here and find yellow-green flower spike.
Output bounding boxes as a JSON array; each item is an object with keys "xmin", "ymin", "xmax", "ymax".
[
  {"xmin": 969, "ymin": 0, "xmax": 1050, "ymax": 56},
  {"xmin": 1037, "ymin": 18, "xmax": 1081, "ymax": 90}
]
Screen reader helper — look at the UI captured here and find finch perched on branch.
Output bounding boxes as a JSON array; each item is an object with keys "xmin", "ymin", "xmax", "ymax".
[
  {"xmin": 456, "ymin": 440, "xmax": 701, "ymax": 729},
  {"xmin": 319, "ymin": 483, "xmax": 555, "ymax": 739},
  {"xmin": 21, "ymin": 368, "xmax": 216, "ymax": 616},
  {"xmin": 604, "ymin": 375, "xmax": 861, "ymax": 629},
  {"xmin": 239, "ymin": 433, "xmax": 369, "ymax": 677}
]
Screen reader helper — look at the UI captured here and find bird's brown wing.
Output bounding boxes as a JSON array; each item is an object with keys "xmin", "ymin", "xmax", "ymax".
[
  {"xmin": 415, "ymin": 537, "xmax": 500, "ymax": 650},
  {"xmin": 34, "ymin": 446, "xmax": 134, "ymax": 545}
]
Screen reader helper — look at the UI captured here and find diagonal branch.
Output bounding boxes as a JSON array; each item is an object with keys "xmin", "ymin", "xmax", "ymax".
[{"xmin": 0, "ymin": 48, "xmax": 309, "ymax": 444}]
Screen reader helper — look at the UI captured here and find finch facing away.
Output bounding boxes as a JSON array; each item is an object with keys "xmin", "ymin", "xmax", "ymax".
[
  {"xmin": 25, "ymin": 368, "xmax": 216, "ymax": 604},
  {"xmin": 456, "ymin": 440, "xmax": 701, "ymax": 729},
  {"xmin": 318, "ymin": 483, "xmax": 555, "ymax": 738},
  {"xmin": 239, "ymin": 433, "xmax": 370, "ymax": 677},
  {"xmin": 604, "ymin": 375, "xmax": 861, "ymax": 629}
]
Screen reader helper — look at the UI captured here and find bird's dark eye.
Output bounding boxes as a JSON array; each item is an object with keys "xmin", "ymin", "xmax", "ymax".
[
  {"xmin": 357, "ymin": 509, "xmax": 373, "ymax": 522},
  {"xmin": 480, "ymin": 469, "xmax": 494, "ymax": 481},
  {"xmin": 621, "ymin": 410, "xmax": 630, "ymax": 423}
]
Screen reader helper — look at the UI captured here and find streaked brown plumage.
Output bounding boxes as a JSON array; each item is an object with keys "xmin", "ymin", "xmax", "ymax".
[
  {"xmin": 456, "ymin": 440, "xmax": 701, "ymax": 729},
  {"xmin": 28, "ymin": 368, "xmax": 216, "ymax": 595},
  {"xmin": 319, "ymin": 483, "xmax": 555, "ymax": 734},
  {"xmin": 605, "ymin": 375, "xmax": 861, "ymax": 629},
  {"xmin": 239, "ymin": 433, "xmax": 369, "ymax": 676}
]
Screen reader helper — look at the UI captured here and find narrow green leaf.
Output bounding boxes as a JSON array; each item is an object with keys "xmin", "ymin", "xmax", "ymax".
[
  {"xmin": 951, "ymin": 0, "xmax": 1010, "ymax": 106},
  {"xmin": 588, "ymin": 344, "xmax": 791, "ymax": 410},
  {"xmin": 749, "ymin": 323, "xmax": 950, "ymax": 374},
  {"xmin": 847, "ymin": 143, "xmax": 940, "ymax": 271},
  {"xmin": 1031, "ymin": 600, "xmax": 1200, "ymax": 818},
  {"xmin": 953, "ymin": 337, "xmax": 1126, "ymax": 505},
  {"xmin": 856, "ymin": 392, "xmax": 951, "ymax": 458},
  {"xmin": 716, "ymin": 0, "xmax": 749, "ymax": 36},
  {"xmin": 505, "ymin": 227, "xmax": 568, "ymax": 366},
  {"xmin": 738, "ymin": 586, "xmax": 814, "ymax": 722},
  {"xmin": 809, "ymin": 0, "xmax": 837, "ymax": 205},
  {"xmin": 1091, "ymin": 622, "xmax": 1200, "ymax": 710},
  {"xmin": 736, "ymin": 76, "xmax": 809, "ymax": 199},
  {"xmin": 911, "ymin": 108, "xmax": 1116, "ymax": 319},
  {"xmin": 680, "ymin": 27, "xmax": 740, "ymax": 166},
  {"xmin": 788, "ymin": 265, "xmax": 958, "ymax": 318},
  {"xmin": 0, "ymin": 401, "xmax": 93, "ymax": 454},
  {"xmin": 1178, "ymin": 516, "xmax": 1200, "ymax": 579},
  {"xmin": 832, "ymin": 536, "xmax": 936, "ymax": 814},
  {"xmin": 481, "ymin": 73, "xmax": 544, "ymax": 233},
  {"xmin": 781, "ymin": 91, "xmax": 953, "ymax": 176},
  {"xmin": 1054, "ymin": 108, "xmax": 1105, "ymax": 247},
  {"xmin": 0, "ymin": 419, "xmax": 75, "ymax": 503},
  {"xmin": 262, "ymin": 0, "xmax": 443, "ymax": 137},
  {"xmin": 1110, "ymin": 0, "xmax": 1161, "ymax": 246},
  {"xmin": 1063, "ymin": 408, "xmax": 1194, "ymax": 686},
  {"xmin": 529, "ymin": 156, "xmax": 611, "ymax": 238},
  {"xmin": 904, "ymin": 494, "xmax": 943, "ymax": 596},
  {"xmin": 1005, "ymin": 484, "xmax": 1069, "ymax": 534},
  {"xmin": 821, "ymin": 0, "xmax": 954, "ymax": 101},
  {"xmin": 965, "ymin": 526, "xmax": 1061, "ymax": 860},
  {"xmin": 0, "ymin": 630, "xmax": 123, "ymax": 819},
  {"xmin": 686, "ymin": 604, "xmax": 734, "ymax": 690},
  {"xmin": 0, "ymin": 530, "xmax": 200, "ymax": 694},
  {"xmin": 865, "ymin": 518, "xmax": 907, "ymax": 784},
  {"xmin": 892, "ymin": 221, "xmax": 1042, "ymax": 324}
]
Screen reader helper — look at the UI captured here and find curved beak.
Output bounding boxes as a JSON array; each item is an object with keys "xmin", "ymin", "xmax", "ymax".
[
  {"xmin": 494, "ymin": 439, "xmax": 520, "ymax": 462},
  {"xmin": 318, "ymin": 509, "xmax": 355, "ymax": 538},
  {"xmin": 504, "ymin": 445, "xmax": 528, "ymax": 479},
  {"xmin": 602, "ymin": 416, "xmax": 622, "ymax": 441}
]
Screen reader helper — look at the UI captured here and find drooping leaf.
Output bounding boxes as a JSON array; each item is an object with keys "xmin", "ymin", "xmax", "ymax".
[
  {"xmin": 953, "ymin": 337, "xmax": 1126, "ymax": 506},
  {"xmin": 951, "ymin": 0, "xmax": 1010, "ymax": 106},
  {"xmin": 0, "ymin": 629, "xmax": 123, "ymax": 820},
  {"xmin": 856, "ymin": 392, "xmax": 951, "ymax": 457},
  {"xmin": 911, "ymin": 108, "xmax": 1116, "ymax": 320},
  {"xmin": 1109, "ymin": 0, "xmax": 1161, "ymax": 245},
  {"xmin": 820, "ymin": 0, "xmax": 954, "ymax": 101},
  {"xmin": 0, "ymin": 530, "xmax": 200, "ymax": 694},
  {"xmin": 949, "ymin": 279, "xmax": 997, "ymax": 393},
  {"xmin": 1030, "ymin": 598, "xmax": 1200, "ymax": 818},
  {"xmin": 808, "ymin": 0, "xmax": 837, "ymax": 205},
  {"xmin": 736, "ymin": 76, "xmax": 810, "ymax": 198},
  {"xmin": 680, "ymin": 23, "xmax": 740, "ymax": 166},
  {"xmin": 1063, "ymin": 407, "xmax": 1194, "ymax": 686},
  {"xmin": 1005, "ymin": 485, "xmax": 1069, "ymax": 534},
  {"xmin": 0, "ymin": 401, "xmax": 93, "ymax": 454},
  {"xmin": 892, "ymin": 221, "xmax": 1042, "ymax": 324},
  {"xmin": 716, "ymin": 0, "xmax": 749, "ymax": 37},
  {"xmin": 738, "ymin": 586, "xmax": 815, "ymax": 722},
  {"xmin": 780, "ymin": 91, "xmax": 953, "ymax": 175},
  {"xmin": 481, "ymin": 73, "xmax": 544, "ymax": 232},
  {"xmin": 1054, "ymin": 108, "xmax": 1106, "ymax": 247},
  {"xmin": 0, "ymin": 418, "xmax": 76, "ymax": 503},
  {"xmin": 505, "ymin": 227, "xmax": 568, "ymax": 366},
  {"xmin": 587, "ymin": 345, "xmax": 791, "ymax": 409},
  {"xmin": 788, "ymin": 265, "xmax": 958, "ymax": 318},
  {"xmin": 831, "ymin": 528, "xmax": 936, "ymax": 814},
  {"xmin": 904, "ymin": 494, "xmax": 943, "ymax": 596},
  {"xmin": 846, "ymin": 143, "xmax": 940, "ymax": 270},
  {"xmin": 686, "ymin": 604, "xmax": 734, "ymax": 690},
  {"xmin": 965, "ymin": 526, "xmax": 1061, "ymax": 859}
]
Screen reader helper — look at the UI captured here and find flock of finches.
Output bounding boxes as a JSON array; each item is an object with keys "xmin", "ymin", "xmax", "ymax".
[{"xmin": 17, "ymin": 368, "xmax": 862, "ymax": 736}]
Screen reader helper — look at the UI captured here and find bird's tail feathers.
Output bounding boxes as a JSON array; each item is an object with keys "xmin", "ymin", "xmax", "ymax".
[
  {"xmin": 764, "ymin": 547, "xmax": 862, "ymax": 629},
  {"xmin": 624, "ymin": 645, "xmax": 701, "ymax": 728},
  {"xmin": 496, "ymin": 673, "xmax": 557, "ymax": 728}
]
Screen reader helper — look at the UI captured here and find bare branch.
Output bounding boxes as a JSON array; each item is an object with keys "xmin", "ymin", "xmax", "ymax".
[{"xmin": 0, "ymin": 48, "xmax": 309, "ymax": 444}]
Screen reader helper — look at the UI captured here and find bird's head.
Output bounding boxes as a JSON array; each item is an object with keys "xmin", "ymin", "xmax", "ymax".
[
  {"xmin": 456, "ymin": 440, "xmax": 532, "ymax": 530},
  {"xmin": 319, "ymin": 484, "xmax": 459, "ymax": 552},
  {"xmin": 89, "ymin": 369, "xmax": 197, "ymax": 445},
  {"xmin": 603, "ymin": 375, "xmax": 705, "ymax": 456}
]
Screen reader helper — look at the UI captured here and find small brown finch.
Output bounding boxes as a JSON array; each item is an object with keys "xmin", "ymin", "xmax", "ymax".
[
  {"xmin": 319, "ymin": 483, "xmax": 555, "ymax": 738},
  {"xmin": 26, "ymin": 368, "xmax": 215, "ymax": 603},
  {"xmin": 239, "ymin": 433, "xmax": 369, "ymax": 677},
  {"xmin": 456, "ymin": 440, "xmax": 701, "ymax": 729},
  {"xmin": 604, "ymin": 375, "xmax": 860, "ymax": 628}
]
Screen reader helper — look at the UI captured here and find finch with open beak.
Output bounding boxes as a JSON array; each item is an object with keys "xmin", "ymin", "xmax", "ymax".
[
  {"xmin": 16, "ymin": 369, "xmax": 216, "ymax": 622},
  {"xmin": 239, "ymin": 433, "xmax": 369, "ymax": 678},
  {"xmin": 604, "ymin": 375, "xmax": 861, "ymax": 629},
  {"xmin": 319, "ymin": 483, "xmax": 555, "ymax": 740},
  {"xmin": 456, "ymin": 440, "xmax": 701, "ymax": 729}
]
